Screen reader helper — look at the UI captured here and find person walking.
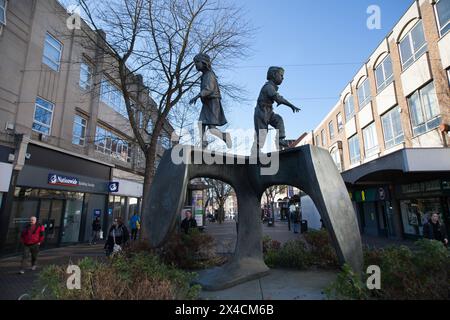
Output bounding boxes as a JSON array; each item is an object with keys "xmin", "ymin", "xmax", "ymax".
[
  {"xmin": 181, "ymin": 210, "xmax": 197, "ymax": 234},
  {"xmin": 104, "ymin": 217, "xmax": 130, "ymax": 257},
  {"xmin": 423, "ymin": 212, "xmax": 448, "ymax": 246},
  {"xmin": 90, "ymin": 217, "xmax": 101, "ymax": 245},
  {"xmin": 19, "ymin": 216, "xmax": 45, "ymax": 274},
  {"xmin": 129, "ymin": 213, "xmax": 141, "ymax": 241}
]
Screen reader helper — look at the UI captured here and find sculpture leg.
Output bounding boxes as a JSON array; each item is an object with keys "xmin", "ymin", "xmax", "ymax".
[{"xmin": 194, "ymin": 175, "xmax": 269, "ymax": 291}]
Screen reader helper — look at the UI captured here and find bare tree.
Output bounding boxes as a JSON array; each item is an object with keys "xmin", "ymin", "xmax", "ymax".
[
  {"xmin": 204, "ymin": 178, "xmax": 234, "ymax": 224},
  {"xmin": 65, "ymin": 0, "xmax": 252, "ymax": 237}
]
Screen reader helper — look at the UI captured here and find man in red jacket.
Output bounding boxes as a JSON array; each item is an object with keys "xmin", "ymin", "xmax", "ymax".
[{"xmin": 19, "ymin": 216, "xmax": 45, "ymax": 274}]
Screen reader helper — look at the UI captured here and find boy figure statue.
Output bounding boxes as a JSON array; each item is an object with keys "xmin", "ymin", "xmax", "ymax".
[
  {"xmin": 254, "ymin": 66, "xmax": 300, "ymax": 152},
  {"xmin": 189, "ymin": 53, "xmax": 232, "ymax": 149}
]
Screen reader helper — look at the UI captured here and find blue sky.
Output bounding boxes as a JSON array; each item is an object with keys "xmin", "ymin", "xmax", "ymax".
[{"xmin": 222, "ymin": 0, "xmax": 413, "ymax": 141}]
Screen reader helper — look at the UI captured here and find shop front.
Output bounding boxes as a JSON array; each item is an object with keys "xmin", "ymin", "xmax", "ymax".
[
  {"xmin": 352, "ymin": 186, "xmax": 397, "ymax": 238},
  {"xmin": 106, "ymin": 169, "xmax": 143, "ymax": 230},
  {"xmin": 1, "ymin": 143, "xmax": 112, "ymax": 254},
  {"xmin": 397, "ymin": 179, "xmax": 450, "ymax": 239}
]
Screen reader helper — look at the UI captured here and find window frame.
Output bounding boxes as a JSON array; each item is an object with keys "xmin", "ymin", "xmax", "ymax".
[
  {"xmin": 328, "ymin": 120, "xmax": 335, "ymax": 140},
  {"xmin": 344, "ymin": 95, "xmax": 355, "ymax": 122},
  {"xmin": 95, "ymin": 125, "xmax": 131, "ymax": 163},
  {"xmin": 357, "ymin": 78, "xmax": 372, "ymax": 109},
  {"xmin": 32, "ymin": 97, "xmax": 54, "ymax": 135},
  {"xmin": 398, "ymin": 20, "xmax": 428, "ymax": 71},
  {"xmin": 375, "ymin": 54, "xmax": 394, "ymax": 93},
  {"xmin": 381, "ymin": 106, "xmax": 405, "ymax": 150},
  {"xmin": 434, "ymin": 0, "xmax": 450, "ymax": 37},
  {"xmin": 100, "ymin": 76, "xmax": 129, "ymax": 119},
  {"xmin": 321, "ymin": 129, "xmax": 326, "ymax": 147},
  {"xmin": 0, "ymin": 0, "xmax": 7, "ymax": 26},
  {"xmin": 336, "ymin": 112, "xmax": 343, "ymax": 132},
  {"xmin": 330, "ymin": 147, "xmax": 342, "ymax": 172},
  {"xmin": 348, "ymin": 134, "xmax": 361, "ymax": 165},
  {"xmin": 362, "ymin": 122, "xmax": 379, "ymax": 158},
  {"xmin": 42, "ymin": 32, "xmax": 63, "ymax": 72},
  {"xmin": 79, "ymin": 61, "xmax": 93, "ymax": 91},
  {"xmin": 72, "ymin": 115, "xmax": 87, "ymax": 146},
  {"xmin": 407, "ymin": 81, "xmax": 441, "ymax": 137}
]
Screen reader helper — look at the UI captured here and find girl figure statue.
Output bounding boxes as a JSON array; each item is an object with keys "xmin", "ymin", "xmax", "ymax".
[{"xmin": 189, "ymin": 53, "xmax": 232, "ymax": 149}]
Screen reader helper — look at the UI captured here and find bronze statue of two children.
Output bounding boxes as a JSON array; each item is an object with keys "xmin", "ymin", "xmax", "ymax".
[{"xmin": 190, "ymin": 53, "xmax": 300, "ymax": 151}]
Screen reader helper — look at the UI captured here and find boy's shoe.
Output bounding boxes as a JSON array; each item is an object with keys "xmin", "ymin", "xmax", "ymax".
[
  {"xmin": 278, "ymin": 138, "xmax": 290, "ymax": 150},
  {"xmin": 19, "ymin": 270, "xmax": 25, "ymax": 274}
]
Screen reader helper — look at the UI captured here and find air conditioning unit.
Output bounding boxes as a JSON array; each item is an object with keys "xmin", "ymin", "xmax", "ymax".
[{"xmin": 39, "ymin": 133, "xmax": 49, "ymax": 142}]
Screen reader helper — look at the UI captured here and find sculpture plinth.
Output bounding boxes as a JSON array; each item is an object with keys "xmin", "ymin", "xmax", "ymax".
[{"xmin": 145, "ymin": 145, "xmax": 363, "ymax": 291}]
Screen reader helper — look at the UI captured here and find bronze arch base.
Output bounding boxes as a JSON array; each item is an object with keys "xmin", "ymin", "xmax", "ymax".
[{"xmin": 145, "ymin": 145, "xmax": 363, "ymax": 291}]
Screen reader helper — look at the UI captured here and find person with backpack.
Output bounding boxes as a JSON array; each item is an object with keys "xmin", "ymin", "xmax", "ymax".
[
  {"xmin": 129, "ymin": 213, "xmax": 141, "ymax": 241},
  {"xmin": 104, "ymin": 217, "xmax": 129, "ymax": 257},
  {"xmin": 19, "ymin": 216, "xmax": 45, "ymax": 274}
]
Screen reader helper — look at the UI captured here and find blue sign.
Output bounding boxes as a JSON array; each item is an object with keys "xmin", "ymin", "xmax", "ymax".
[
  {"xmin": 94, "ymin": 209, "xmax": 102, "ymax": 217},
  {"xmin": 108, "ymin": 208, "xmax": 113, "ymax": 216},
  {"xmin": 108, "ymin": 182, "xmax": 119, "ymax": 193},
  {"xmin": 48, "ymin": 173, "xmax": 79, "ymax": 187}
]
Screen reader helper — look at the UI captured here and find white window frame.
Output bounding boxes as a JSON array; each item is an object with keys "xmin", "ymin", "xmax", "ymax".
[
  {"xmin": 32, "ymin": 97, "xmax": 54, "ymax": 135},
  {"xmin": 357, "ymin": 78, "xmax": 372, "ymax": 109},
  {"xmin": 381, "ymin": 106, "xmax": 404, "ymax": 150},
  {"xmin": 348, "ymin": 135, "xmax": 360, "ymax": 165},
  {"xmin": 434, "ymin": 0, "xmax": 450, "ymax": 37},
  {"xmin": 375, "ymin": 54, "xmax": 394, "ymax": 93},
  {"xmin": 328, "ymin": 121, "xmax": 335, "ymax": 140},
  {"xmin": 0, "ymin": 0, "xmax": 7, "ymax": 26},
  {"xmin": 79, "ymin": 61, "xmax": 93, "ymax": 90},
  {"xmin": 362, "ymin": 122, "xmax": 379, "ymax": 158},
  {"xmin": 344, "ymin": 95, "xmax": 355, "ymax": 122},
  {"xmin": 330, "ymin": 147, "xmax": 342, "ymax": 172},
  {"xmin": 408, "ymin": 81, "xmax": 441, "ymax": 137},
  {"xmin": 42, "ymin": 32, "xmax": 63, "ymax": 71},
  {"xmin": 95, "ymin": 126, "xmax": 131, "ymax": 163},
  {"xmin": 100, "ymin": 76, "xmax": 129, "ymax": 119},
  {"xmin": 337, "ymin": 112, "xmax": 343, "ymax": 132},
  {"xmin": 72, "ymin": 115, "xmax": 87, "ymax": 146},
  {"xmin": 321, "ymin": 129, "xmax": 326, "ymax": 147},
  {"xmin": 398, "ymin": 20, "xmax": 428, "ymax": 70}
]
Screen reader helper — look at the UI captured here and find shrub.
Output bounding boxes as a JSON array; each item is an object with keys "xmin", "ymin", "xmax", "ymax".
[
  {"xmin": 262, "ymin": 235, "xmax": 281, "ymax": 254},
  {"xmin": 264, "ymin": 240, "xmax": 313, "ymax": 269},
  {"xmin": 32, "ymin": 253, "xmax": 201, "ymax": 300},
  {"xmin": 324, "ymin": 264, "xmax": 370, "ymax": 300},
  {"xmin": 326, "ymin": 239, "xmax": 450, "ymax": 300},
  {"xmin": 303, "ymin": 230, "xmax": 339, "ymax": 268},
  {"xmin": 159, "ymin": 229, "xmax": 225, "ymax": 269}
]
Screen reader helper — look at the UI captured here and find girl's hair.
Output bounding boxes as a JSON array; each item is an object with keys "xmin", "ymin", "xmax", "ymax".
[{"xmin": 194, "ymin": 53, "xmax": 212, "ymax": 70}]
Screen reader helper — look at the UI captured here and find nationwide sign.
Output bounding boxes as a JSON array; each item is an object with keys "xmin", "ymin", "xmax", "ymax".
[{"xmin": 48, "ymin": 173, "xmax": 79, "ymax": 187}]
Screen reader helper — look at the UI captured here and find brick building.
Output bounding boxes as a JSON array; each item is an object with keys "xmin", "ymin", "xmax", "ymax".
[{"xmin": 294, "ymin": 0, "xmax": 450, "ymax": 239}]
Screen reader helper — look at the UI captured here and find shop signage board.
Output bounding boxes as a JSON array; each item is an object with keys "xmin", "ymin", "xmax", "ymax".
[
  {"xmin": 108, "ymin": 182, "xmax": 120, "ymax": 193},
  {"xmin": 48, "ymin": 173, "xmax": 79, "ymax": 187},
  {"xmin": 94, "ymin": 209, "xmax": 102, "ymax": 217}
]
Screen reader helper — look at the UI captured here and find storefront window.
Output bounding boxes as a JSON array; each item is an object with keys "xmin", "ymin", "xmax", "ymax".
[
  {"xmin": 61, "ymin": 193, "xmax": 84, "ymax": 243},
  {"xmin": 400, "ymin": 198, "xmax": 442, "ymax": 236}
]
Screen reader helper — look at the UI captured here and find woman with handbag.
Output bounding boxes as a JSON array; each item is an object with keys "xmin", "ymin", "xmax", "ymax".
[{"xmin": 104, "ymin": 217, "xmax": 130, "ymax": 257}]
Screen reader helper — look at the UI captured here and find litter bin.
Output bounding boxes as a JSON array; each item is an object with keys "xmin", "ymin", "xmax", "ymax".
[{"xmin": 300, "ymin": 220, "xmax": 308, "ymax": 233}]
